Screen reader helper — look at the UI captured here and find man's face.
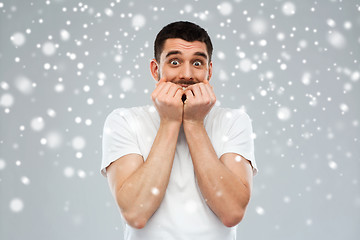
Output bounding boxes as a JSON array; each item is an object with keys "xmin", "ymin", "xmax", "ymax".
[{"xmin": 151, "ymin": 38, "xmax": 212, "ymax": 87}]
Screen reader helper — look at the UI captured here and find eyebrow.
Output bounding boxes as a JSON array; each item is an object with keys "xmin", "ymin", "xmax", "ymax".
[
  {"xmin": 165, "ymin": 50, "xmax": 208, "ymax": 60},
  {"xmin": 194, "ymin": 51, "xmax": 208, "ymax": 60}
]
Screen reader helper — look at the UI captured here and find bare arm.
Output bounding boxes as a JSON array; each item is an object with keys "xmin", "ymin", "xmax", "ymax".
[
  {"xmin": 183, "ymin": 82, "xmax": 253, "ymax": 227},
  {"xmin": 106, "ymin": 80, "xmax": 183, "ymax": 229},
  {"xmin": 183, "ymin": 122, "xmax": 253, "ymax": 227},
  {"xmin": 107, "ymin": 121, "xmax": 181, "ymax": 229}
]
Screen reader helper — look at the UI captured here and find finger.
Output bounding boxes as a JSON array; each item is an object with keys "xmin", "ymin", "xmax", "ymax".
[
  {"xmin": 184, "ymin": 86, "xmax": 195, "ymax": 96},
  {"xmin": 199, "ymin": 83, "xmax": 210, "ymax": 99},
  {"xmin": 161, "ymin": 82, "xmax": 174, "ymax": 95},
  {"xmin": 168, "ymin": 84, "xmax": 183, "ymax": 97},
  {"xmin": 200, "ymin": 83, "xmax": 215, "ymax": 106},
  {"xmin": 152, "ymin": 79, "xmax": 170, "ymax": 100},
  {"xmin": 205, "ymin": 83, "xmax": 216, "ymax": 102},
  {"xmin": 199, "ymin": 81, "xmax": 215, "ymax": 96},
  {"xmin": 184, "ymin": 88, "xmax": 195, "ymax": 102},
  {"xmin": 208, "ymin": 84, "xmax": 216, "ymax": 103},
  {"xmin": 174, "ymin": 87, "xmax": 185, "ymax": 102},
  {"xmin": 152, "ymin": 81, "xmax": 167, "ymax": 99},
  {"xmin": 189, "ymin": 84, "xmax": 202, "ymax": 98},
  {"xmin": 203, "ymin": 83, "xmax": 214, "ymax": 98}
]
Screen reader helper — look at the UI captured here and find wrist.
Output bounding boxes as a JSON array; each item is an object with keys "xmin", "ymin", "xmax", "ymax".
[
  {"xmin": 160, "ymin": 119, "xmax": 182, "ymax": 129},
  {"xmin": 183, "ymin": 120, "xmax": 204, "ymax": 130}
]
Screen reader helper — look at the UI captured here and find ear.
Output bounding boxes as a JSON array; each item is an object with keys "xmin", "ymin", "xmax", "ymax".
[
  {"xmin": 150, "ymin": 59, "xmax": 160, "ymax": 81},
  {"xmin": 207, "ymin": 61, "xmax": 213, "ymax": 81}
]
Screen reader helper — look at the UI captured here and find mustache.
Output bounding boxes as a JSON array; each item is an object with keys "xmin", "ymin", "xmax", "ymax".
[{"xmin": 174, "ymin": 80, "xmax": 199, "ymax": 85}]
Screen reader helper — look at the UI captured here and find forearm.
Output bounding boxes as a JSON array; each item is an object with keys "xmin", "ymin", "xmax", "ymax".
[
  {"xmin": 183, "ymin": 122, "xmax": 251, "ymax": 226},
  {"xmin": 117, "ymin": 121, "xmax": 181, "ymax": 226}
]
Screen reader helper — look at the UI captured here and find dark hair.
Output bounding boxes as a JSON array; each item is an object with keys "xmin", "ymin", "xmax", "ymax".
[{"xmin": 154, "ymin": 21, "xmax": 213, "ymax": 63}]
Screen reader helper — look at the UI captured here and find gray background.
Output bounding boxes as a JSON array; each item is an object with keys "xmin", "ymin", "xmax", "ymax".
[{"xmin": 1, "ymin": 0, "xmax": 359, "ymax": 239}]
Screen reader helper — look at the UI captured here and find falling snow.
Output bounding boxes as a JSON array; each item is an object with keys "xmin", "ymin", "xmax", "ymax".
[
  {"xmin": 132, "ymin": 14, "xmax": 146, "ymax": 31},
  {"xmin": 301, "ymin": 72, "xmax": 312, "ymax": 86},
  {"xmin": 250, "ymin": 18, "xmax": 267, "ymax": 35},
  {"xmin": 9, "ymin": 198, "xmax": 24, "ymax": 212},
  {"xmin": 0, "ymin": 93, "xmax": 14, "ymax": 107},
  {"xmin": 239, "ymin": 58, "xmax": 253, "ymax": 72},
  {"xmin": 120, "ymin": 77, "xmax": 134, "ymax": 92},
  {"xmin": 42, "ymin": 42, "xmax": 57, "ymax": 56},
  {"xmin": 72, "ymin": 136, "xmax": 86, "ymax": 150},
  {"xmin": 0, "ymin": 158, "xmax": 6, "ymax": 170},
  {"xmin": 30, "ymin": 117, "xmax": 45, "ymax": 131},
  {"xmin": 217, "ymin": 2, "xmax": 233, "ymax": 16},
  {"xmin": 277, "ymin": 107, "xmax": 291, "ymax": 121},
  {"xmin": 151, "ymin": 187, "xmax": 160, "ymax": 195},
  {"xmin": 328, "ymin": 161, "xmax": 338, "ymax": 170},
  {"xmin": 64, "ymin": 167, "xmax": 75, "ymax": 178},
  {"xmin": 255, "ymin": 206, "xmax": 265, "ymax": 215},
  {"xmin": 14, "ymin": 76, "xmax": 33, "ymax": 95},
  {"xmin": 45, "ymin": 131, "xmax": 63, "ymax": 149},
  {"xmin": 21, "ymin": 176, "xmax": 30, "ymax": 185},
  {"xmin": 10, "ymin": 32, "xmax": 26, "ymax": 47},
  {"xmin": 327, "ymin": 31, "xmax": 346, "ymax": 49},
  {"xmin": 60, "ymin": 29, "xmax": 70, "ymax": 41},
  {"xmin": 282, "ymin": 2, "xmax": 296, "ymax": 16}
]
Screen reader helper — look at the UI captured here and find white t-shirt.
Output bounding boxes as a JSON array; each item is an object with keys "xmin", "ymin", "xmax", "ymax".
[{"xmin": 101, "ymin": 105, "xmax": 258, "ymax": 240}]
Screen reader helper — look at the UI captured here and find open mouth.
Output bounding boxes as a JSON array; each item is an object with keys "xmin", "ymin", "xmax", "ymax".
[
  {"xmin": 179, "ymin": 84, "xmax": 190, "ymax": 89},
  {"xmin": 177, "ymin": 82, "xmax": 197, "ymax": 88}
]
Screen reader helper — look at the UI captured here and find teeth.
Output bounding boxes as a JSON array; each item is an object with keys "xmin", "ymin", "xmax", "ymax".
[{"xmin": 182, "ymin": 87, "xmax": 186, "ymax": 90}]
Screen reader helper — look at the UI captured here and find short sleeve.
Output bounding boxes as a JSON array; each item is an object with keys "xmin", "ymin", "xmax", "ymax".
[
  {"xmin": 220, "ymin": 110, "xmax": 258, "ymax": 175},
  {"xmin": 100, "ymin": 109, "xmax": 142, "ymax": 177}
]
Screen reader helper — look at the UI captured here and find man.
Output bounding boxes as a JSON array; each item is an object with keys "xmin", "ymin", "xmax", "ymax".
[{"xmin": 101, "ymin": 21, "xmax": 258, "ymax": 240}]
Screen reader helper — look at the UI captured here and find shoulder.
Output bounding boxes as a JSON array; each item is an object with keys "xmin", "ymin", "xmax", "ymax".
[
  {"xmin": 207, "ymin": 106, "xmax": 252, "ymax": 125},
  {"xmin": 103, "ymin": 106, "xmax": 154, "ymax": 136},
  {"xmin": 106, "ymin": 105, "xmax": 155, "ymax": 120}
]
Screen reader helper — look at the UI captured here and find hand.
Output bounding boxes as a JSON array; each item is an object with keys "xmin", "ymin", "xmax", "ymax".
[
  {"xmin": 151, "ymin": 78, "xmax": 184, "ymax": 124},
  {"xmin": 183, "ymin": 81, "xmax": 216, "ymax": 126}
]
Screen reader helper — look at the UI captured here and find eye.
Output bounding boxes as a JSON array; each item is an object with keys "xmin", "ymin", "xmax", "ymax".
[
  {"xmin": 170, "ymin": 60, "xmax": 180, "ymax": 66},
  {"xmin": 193, "ymin": 61, "xmax": 202, "ymax": 67}
]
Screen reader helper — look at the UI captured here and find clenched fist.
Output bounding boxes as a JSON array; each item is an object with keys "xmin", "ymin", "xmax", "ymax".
[
  {"xmin": 183, "ymin": 81, "xmax": 216, "ymax": 126},
  {"xmin": 151, "ymin": 78, "xmax": 184, "ymax": 124}
]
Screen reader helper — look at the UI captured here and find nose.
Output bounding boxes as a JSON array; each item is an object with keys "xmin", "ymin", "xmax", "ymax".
[{"xmin": 178, "ymin": 63, "xmax": 193, "ymax": 81}]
